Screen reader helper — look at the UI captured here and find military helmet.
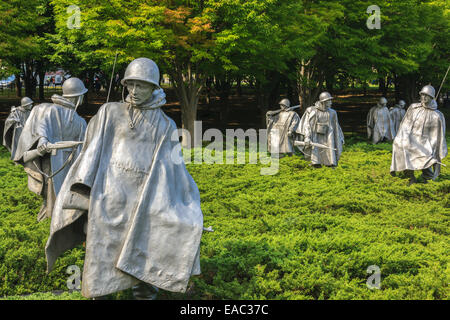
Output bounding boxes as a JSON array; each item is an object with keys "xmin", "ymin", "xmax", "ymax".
[
  {"xmin": 121, "ymin": 58, "xmax": 160, "ymax": 88},
  {"xmin": 398, "ymin": 100, "xmax": 406, "ymax": 107},
  {"xmin": 319, "ymin": 92, "xmax": 333, "ymax": 102},
  {"xmin": 279, "ymin": 98, "xmax": 290, "ymax": 108},
  {"xmin": 419, "ymin": 85, "xmax": 435, "ymax": 99},
  {"xmin": 379, "ymin": 97, "xmax": 388, "ymax": 105},
  {"xmin": 21, "ymin": 97, "xmax": 33, "ymax": 107},
  {"xmin": 62, "ymin": 77, "xmax": 88, "ymax": 97}
]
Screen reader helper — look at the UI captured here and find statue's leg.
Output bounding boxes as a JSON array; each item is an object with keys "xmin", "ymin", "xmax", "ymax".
[
  {"xmin": 132, "ymin": 282, "xmax": 159, "ymax": 300},
  {"xmin": 405, "ymin": 170, "xmax": 417, "ymax": 185},
  {"xmin": 421, "ymin": 167, "xmax": 434, "ymax": 182}
]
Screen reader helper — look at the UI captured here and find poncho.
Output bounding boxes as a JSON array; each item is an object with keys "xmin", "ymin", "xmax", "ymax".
[
  {"xmin": 297, "ymin": 103, "xmax": 344, "ymax": 166},
  {"xmin": 3, "ymin": 106, "xmax": 31, "ymax": 160},
  {"xmin": 45, "ymin": 89, "xmax": 203, "ymax": 298},
  {"xmin": 367, "ymin": 105, "xmax": 394, "ymax": 144},
  {"xmin": 390, "ymin": 101, "xmax": 447, "ymax": 173},
  {"xmin": 390, "ymin": 105, "xmax": 406, "ymax": 137},
  {"xmin": 13, "ymin": 95, "xmax": 86, "ymax": 221},
  {"xmin": 266, "ymin": 109, "xmax": 300, "ymax": 154}
]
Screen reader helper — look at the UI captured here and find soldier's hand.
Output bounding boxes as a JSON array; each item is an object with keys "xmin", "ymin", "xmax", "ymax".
[
  {"xmin": 37, "ymin": 143, "xmax": 51, "ymax": 156},
  {"xmin": 304, "ymin": 138, "xmax": 312, "ymax": 147}
]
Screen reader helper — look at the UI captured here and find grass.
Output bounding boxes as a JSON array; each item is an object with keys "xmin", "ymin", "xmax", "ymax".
[{"xmin": 0, "ymin": 132, "xmax": 448, "ymax": 300}]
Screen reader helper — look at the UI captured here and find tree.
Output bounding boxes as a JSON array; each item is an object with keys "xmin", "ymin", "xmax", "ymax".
[
  {"xmin": 0, "ymin": 0, "xmax": 51, "ymax": 98},
  {"xmin": 50, "ymin": 0, "xmax": 215, "ymax": 147}
]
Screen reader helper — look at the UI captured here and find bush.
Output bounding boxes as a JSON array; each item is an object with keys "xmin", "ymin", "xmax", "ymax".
[{"xmin": 0, "ymin": 133, "xmax": 449, "ymax": 300}]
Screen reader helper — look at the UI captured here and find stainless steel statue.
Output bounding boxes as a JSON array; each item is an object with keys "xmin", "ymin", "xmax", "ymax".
[
  {"xmin": 13, "ymin": 79, "xmax": 87, "ymax": 221},
  {"xmin": 296, "ymin": 92, "xmax": 344, "ymax": 167},
  {"xmin": 367, "ymin": 97, "xmax": 394, "ymax": 144},
  {"xmin": 389, "ymin": 100, "xmax": 406, "ymax": 137},
  {"xmin": 266, "ymin": 99, "xmax": 301, "ymax": 156},
  {"xmin": 390, "ymin": 85, "xmax": 447, "ymax": 184},
  {"xmin": 45, "ymin": 58, "xmax": 203, "ymax": 300},
  {"xmin": 3, "ymin": 97, "xmax": 34, "ymax": 159}
]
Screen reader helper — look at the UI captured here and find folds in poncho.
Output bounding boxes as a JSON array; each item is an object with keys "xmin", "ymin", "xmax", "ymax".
[
  {"xmin": 297, "ymin": 104, "xmax": 344, "ymax": 166},
  {"xmin": 45, "ymin": 92, "xmax": 203, "ymax": 298},
  {"xmin": 367, "ymin": 105, "xmax": 394, "ymax": 143},
  {"xmin": 3, "ymin": 106, "xmax": 31, "ymax": 160},
  {"xmin": 390, "ymin": 106, "xmax": 406, "ymax": 137},
  {"xmin": 266, "ymin": 110, "xmax": 300, "ymax": 154},
  {"xmin": 390, "ymin": 101, "xmax": 447, "ymax": 172},
  {"xmin": 13, "ymin": 96, "xmax": 86, "ymax": 221}
]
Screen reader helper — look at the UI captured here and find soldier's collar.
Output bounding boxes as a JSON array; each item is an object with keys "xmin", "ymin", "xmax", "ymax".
[
  {"xmin": 125, "ymin": 88, "xmax": 167, "ymax": 110},
  {"xmin": 51, "ymin": 94, "xmax": 76, "ymax": 109}
]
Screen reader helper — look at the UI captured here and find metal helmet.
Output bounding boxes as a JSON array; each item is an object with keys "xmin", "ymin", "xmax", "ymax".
[
  {"xmin": 279, "ymin": 98, "xmax": 290, "ymax": 108},
  {"xmin": 398, "ymin": 100, "xmax": 406, "ymax": 107},
  {"xmin": 379, "ymin": 97, "xmax": 388, "ymax": 105},
  {"xmin": 21, "ymin": 97, "xmax": 33, "ymax": 107},
  {"xmin": 419, "ymin": 85, "xmax": 435, "ymax": 99},
  {"xmin": 319, "ymin": 92, "xmax": 333, "ymax": 103},
  {"xmin": 62, "ymin": 77, "xmax": 88, "ymax": 97},
  {"xmin": 121, "ymin": 58, "xmax": 160, "ymax": 88}
]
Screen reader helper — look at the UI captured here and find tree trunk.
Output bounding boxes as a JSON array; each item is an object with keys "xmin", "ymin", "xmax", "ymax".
[
  {"xmin": 296, "ymin": 59, "xmax": 322, "ymax": 113},
  {"xmin": 171, "ymin": 64, "xmax": 203, "ymax": 149},
  {"xmin": 15, "ymin": 73, "xmax": 22, "ymax": 98}
]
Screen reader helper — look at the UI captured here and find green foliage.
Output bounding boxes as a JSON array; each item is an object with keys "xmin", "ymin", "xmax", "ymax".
[
  {"xmin": 0, "ymin": 133, "xmax": 448, "ymax": 300},
  {"xmin": 0, "ymin": 146, "xmax": 85, "ymax": 297}
]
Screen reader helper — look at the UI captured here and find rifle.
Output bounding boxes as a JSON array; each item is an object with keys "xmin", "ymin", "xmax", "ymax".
[
  {"xmin": 267, "ymin": 105, "xmax": 300, "ymax": 117},
  {"xmin": 294, "ymin": 140, "xmax": 337, "ymax": 151},
  {"xmin": 23, "ymin": 141, "xmax": 83, "ymax": 163},
  {"xmin": 436, "ymin": 65, "xmax": 450, "ymax": 99},
  {"xmin": 107, "ymin": 51, "xmax": 119, "ymax": 103}
]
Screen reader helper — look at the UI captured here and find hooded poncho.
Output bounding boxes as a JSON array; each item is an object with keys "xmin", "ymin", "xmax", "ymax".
[
  {"xmin": 390, "ymin": 100, "xmax": 447, "ymax": 173},
  {"xmin": 266, "ymin": 108, "xmax": 300, "ymax": 154},
  {"xmin": 297, "ymin": 103, "xmax": 345, "ymax": 166},
  {"xmin": 3, "ymin": 106, "xmax": 32, "ymax": 160},
  {"xmin": 13, "ymin": 95, "xmax": 86, "ymax": 221},
  {"xmin": 390, "ymin": 105, "xmax": 406, "ymax": 137},
  {"xmin": 45, "ymin": 89, "xmax": 203, "ymax": 298},
  {"xmin": 367, "ymin": 104, "xmax": 394, "ymax": 144}
]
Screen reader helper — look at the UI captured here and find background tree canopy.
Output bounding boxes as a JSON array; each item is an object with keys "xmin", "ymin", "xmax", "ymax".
[{"xmin": 0, "ymin": 0, "xmax": 449, "ymax": 143}]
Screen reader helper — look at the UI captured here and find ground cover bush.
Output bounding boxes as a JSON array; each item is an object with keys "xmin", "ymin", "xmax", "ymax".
[{"xmin": 0, "ymin": 133, "xmax": 448, "ymax": 300}]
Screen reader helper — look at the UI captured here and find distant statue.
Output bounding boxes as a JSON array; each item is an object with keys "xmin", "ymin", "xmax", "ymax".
[
  {"xmin": 13, "ymin": 78, "xmax": 87, "ymax": 221},
  {"xmin": 3, "ymin": 97, "xmax": 34, "ymax": 160},
  {"xmin": 367, "ymin": 97, "xmax": 394, "ymax": 144},
  {"xmin": 45, "ymin": 58, "xmax": 204, "ymax": 300},
  {"xmin": 389, "ymin": 100, "xmax": 406, "ymax": 137},
  {"xmin": 296, "ymin": 92, "xmax": 344, "ymax": 168},
  {"xmin": 266, "ymin": 98, "xmax": 301, "ymax": 156},
  {"xmin": 391, "ymin": 85, "xmax": 447, "ymax": 184}
]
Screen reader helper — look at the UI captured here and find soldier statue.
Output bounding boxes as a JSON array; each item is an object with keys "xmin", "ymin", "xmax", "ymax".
[
  {"xmin": 296, "ymin": 92, "xmax": 345, "ymax": 168},
  {"xmin": 367, "ymin": 97, "xmax": 394, "ymax": 144},
  {"xmin": 390, "ymin": 85, "xmax": 447, "ymax": 184},
  {"xmin": 266, "ymin": 98, "xmax": 301, "ymax": 157},
  {"xmin": 13, "ymin": 78, "xmax": 87, "ymax": 221},
  {"xmin": 3, "ymin": 97, "xmax": 34, "ymax": 160},
  {"xmin": 390, "ymin": 100, "xmax": 407, "ymax": 137},
  {"xmin": 45, "ymin": 58, "xmax": 204, "ymax": 300}
]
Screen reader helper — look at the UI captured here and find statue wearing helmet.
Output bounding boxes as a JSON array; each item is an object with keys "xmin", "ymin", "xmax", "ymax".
[
  {"xmin": 45, "ymin": 58, "xmax": 203, "ymax": 301},
  {"xmin": 389, "ymin": 100, "xmax": 407, "ymax": 137},
  {"xmin": 391, "ymin": 85, "xmax": 447, "ymax": 184},
  {"xmin": 266, "ymin": 98, "xmax": 301, "ymax": 156},
  {"xmin": 13, "ymin": 78, "xmax": 87, "ymax": 221},
  {"xmin": 367, "ymin": 97, "xmax": 395, "ymax": 144},
  {"xmin": 3, "ymin": 97, "xmax": 34, "ymax": 159},
  {"xmin": 296, "ymin": 92, "xmax": 345, "ymax": 167}
]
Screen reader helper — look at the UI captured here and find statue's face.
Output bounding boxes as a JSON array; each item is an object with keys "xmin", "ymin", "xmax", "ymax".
[
  {"xmin": 325, "ymin": 100, "xmax": 332, "ymax": 108},
  {"xmin": 280, "ymin": 104, "xmax": 288, "ymax": 111},
  {"xmin": 420, "ymin": 93, "xmax": 432, "ymax": 105},
  {"xmin": 126, "ymin": 80, "xmax": 155, "ymax": 106}
]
